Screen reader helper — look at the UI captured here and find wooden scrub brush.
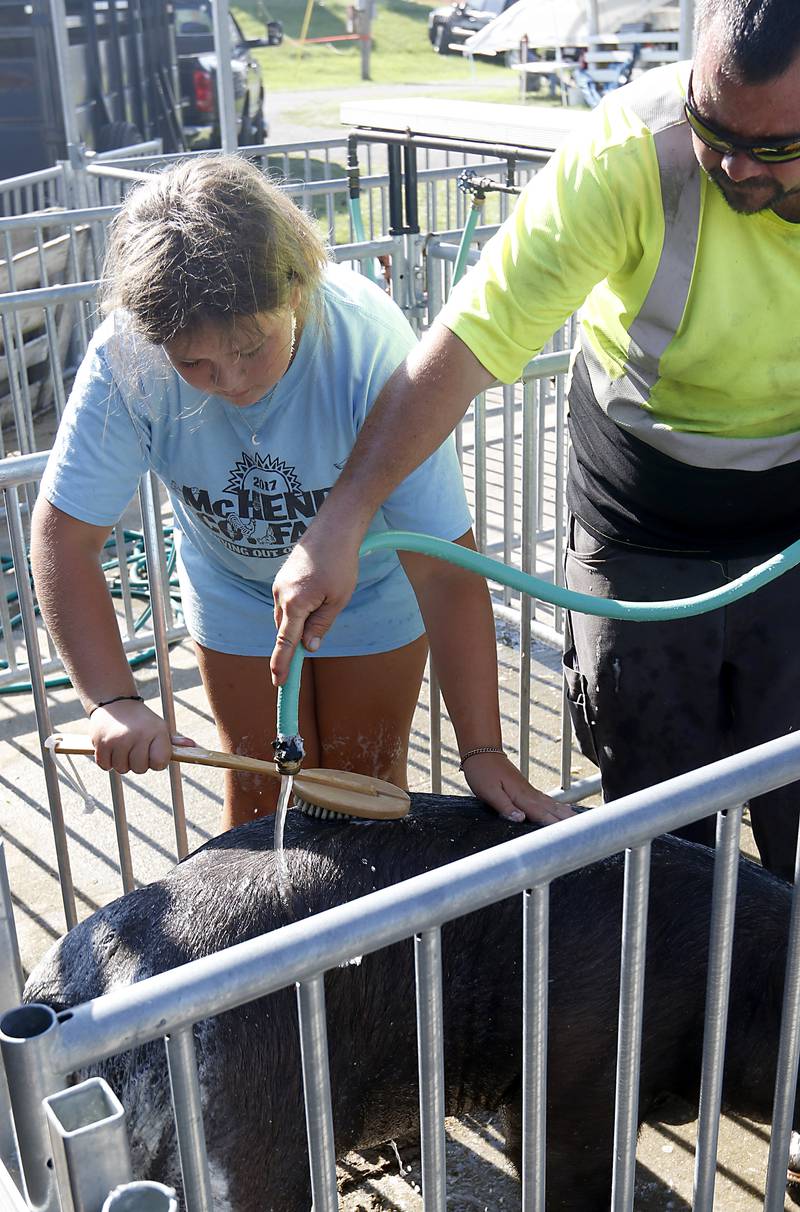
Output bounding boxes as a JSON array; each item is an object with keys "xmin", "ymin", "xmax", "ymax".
[{"xmin": 46, "ymin": 733, "xmax": 410, "ymax": 821}]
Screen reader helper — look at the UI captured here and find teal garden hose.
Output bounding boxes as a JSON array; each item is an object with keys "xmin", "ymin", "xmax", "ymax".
[{"xmin": 274, "ymin": 527, "xmax": 800, "ymax": 755}]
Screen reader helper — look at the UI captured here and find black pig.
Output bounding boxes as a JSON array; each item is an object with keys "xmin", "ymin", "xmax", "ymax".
[{"xmin": 24, "ymin": 794, "xmax": 796, "ymax": 1210}]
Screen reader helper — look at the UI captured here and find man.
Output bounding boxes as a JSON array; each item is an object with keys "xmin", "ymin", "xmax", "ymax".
[{"xmin": 271, "ymin": 0, "xmax": 800, "ymax": 880}]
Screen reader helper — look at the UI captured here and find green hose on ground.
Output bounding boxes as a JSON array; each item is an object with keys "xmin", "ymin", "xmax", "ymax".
[{"xmin": 275, "ymin": 527, "xmax": 800, "ymax": 743}]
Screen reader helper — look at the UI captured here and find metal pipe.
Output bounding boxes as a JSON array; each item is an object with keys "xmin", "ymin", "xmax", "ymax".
[
  {"xmin": 139, "ymin": 474, "xmax": 188, "ymax": 860},
  {"xmin": 296, "ymin": 976, "xmax": 338, "ymax": 1212},
  {"xmin": 763, "ymin": 826, "xmax": 800, "ymax": 1208},
  {"xmin": 611, "ymin": 843, "xmax": 651, "ymax": 1211},
  {"xmin": 692, "ymin": 806, "xmax": 742, "ymax": 1209},
  {"xmin": 522, "ymin": 884, "xmax": 549, "ymax": 1212},
  {"xmin": 44, "ymin": 1078, "xmax": 133, "ymax": 1212},
  {"xmin": 164, "ymin": 1028, "xmax": 213, "ymax": 1211},
  {"xmin": 0, "ymin": 1003, "xmax": 69, "ymax": 1212},
  {"xmin": 0, "ymin": 845, "xmax": 23, "ymax": 1189},
  {"xmin": 209, "ymin": 0, "xmax": 238, "ymax": 154},
  {"xmin": 415, "ymin": 928, "xmax": 446, "ymax": 1210}
]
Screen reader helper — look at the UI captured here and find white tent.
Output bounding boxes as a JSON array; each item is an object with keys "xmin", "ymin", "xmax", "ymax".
[{"xmin": 463, "ymin": 0, "xmax": 679, "ymax": 55}]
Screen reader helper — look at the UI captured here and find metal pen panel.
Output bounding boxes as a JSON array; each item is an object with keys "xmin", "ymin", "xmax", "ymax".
[
  {"xmin": 296, "ymin": 975, "xmax": 338, "ymax": 1212},
  {"xmin": 611, "ymin": 842, "xmax": 651, "ymax": 1212},
  {"xmin": 164, "ymin": 1027, "xmax": 213, "ymax": 1212},
  {"xmin": 692, "ymin": 805, "xmax": 742, "ymax": 1209},
  {"xmin": 415, "ymin": 928, "xmax": 447, "ymax": 1211},
  {"xmin": 522, "ymin": 883, "xmax": 549, "ymax": 1212}
]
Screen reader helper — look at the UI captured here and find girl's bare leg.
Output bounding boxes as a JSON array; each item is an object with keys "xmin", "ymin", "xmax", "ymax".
[
  {"xmin": 194, "ymin": 644, "xmax": 321, "ymax": 830},
  {"xmin": 196, "ymin": 633, "xmax": 428, "ymax": 829},
  {"xmin": 311, "ymin": 634, "xmax": 429, "ymax": 788}
]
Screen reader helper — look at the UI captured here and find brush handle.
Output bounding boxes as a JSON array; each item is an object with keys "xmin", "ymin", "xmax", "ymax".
[{"xmin": 44, "ymin": 733, "xmax": 401, "ymax": 800}]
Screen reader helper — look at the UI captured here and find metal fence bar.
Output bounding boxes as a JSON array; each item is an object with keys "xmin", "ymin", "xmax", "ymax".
[
  {"xmin": 428, "ymin": 662, "xmax": 442, "ymax": 794},
  {"xmin": 502, "ymin": 383, "xmax": 515, "ymax": 607},
  {"xmin": 415, "ymin": 927, "xmax": 447, "ymax": 1211},
  {"xmin": 109, "ymin": 772, "xmax": 136, "ymax": 895},
  {"xmin": 763, "ymin": 826, "xmax": 800, "ymax": 1209},
  {"xmin": 521, "ymin": 883, "xmax": 549, "ymax": 1212},
  {"xmin": 139, "ymin": 473, "xmax": 188, "ymax": 861},
  {"xmin": 610, "ymin": 842, "xmax": 651, "ymax": 1212},
  {"xmin": 690, "ymin": 804, "xmax": 743, "ymax": 1205},
  {"xmin": 296, "ymin": 975, "xmax": 338, "ymax": 1212},
  {"xmin": 0, "ymin": 845, "xmax": 23, "ymax": 1190},
  {"xmin": 474, "ymin": 391, "xmax": 487, "ymax": 553},
  {"xmin": 163, "ymin": 1027, "xmax": 214, "ymax": 1212},
  {"xmin": 518, "ymin": 377, "xmax": 537, "ymax": 779}
]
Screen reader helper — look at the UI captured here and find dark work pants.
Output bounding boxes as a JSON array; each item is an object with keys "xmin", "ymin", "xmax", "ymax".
[{"xmin": 564, "ymin": 516, "xmax": 800, "ymax": 881}]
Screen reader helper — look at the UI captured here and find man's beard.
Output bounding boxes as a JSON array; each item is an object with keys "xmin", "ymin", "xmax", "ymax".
[{"xmin": 708, "ymin": 168, "xmax": 797, "ymax": 215}]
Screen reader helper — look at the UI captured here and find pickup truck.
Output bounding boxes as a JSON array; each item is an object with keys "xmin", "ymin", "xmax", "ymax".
[{"xmin": 175, "ymin": 1, "xmax": 282, "ymax": 148}]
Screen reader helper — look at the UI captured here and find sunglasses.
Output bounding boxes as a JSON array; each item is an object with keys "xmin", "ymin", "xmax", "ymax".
[{"xmin": 684, "ymin": 72, "xmax": 800, "ymax": 164}]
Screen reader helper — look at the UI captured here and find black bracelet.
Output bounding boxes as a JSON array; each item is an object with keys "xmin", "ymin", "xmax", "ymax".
[{"xmin": 89, "ymin": 694, "xmax": 143, "ymax": 717}]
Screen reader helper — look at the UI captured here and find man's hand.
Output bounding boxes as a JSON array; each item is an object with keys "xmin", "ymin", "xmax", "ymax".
[
  {"xmin": 270, "ymin": 529, "xmax": 361, "ymax": 685},
  {"xmin": 461, "ymin": 752, "xmax": 575, "ymax": 826}
]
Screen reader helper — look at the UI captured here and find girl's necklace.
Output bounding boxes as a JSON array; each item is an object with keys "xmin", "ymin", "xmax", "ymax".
[{"xmin": 239, "ymin": 314, "xmax": 297, "ymax": 448}]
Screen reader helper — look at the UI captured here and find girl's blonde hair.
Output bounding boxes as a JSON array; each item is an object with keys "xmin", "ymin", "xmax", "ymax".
[{"xmin": 101, "ymin": 155, "xmax": 330, "ymax": 344}]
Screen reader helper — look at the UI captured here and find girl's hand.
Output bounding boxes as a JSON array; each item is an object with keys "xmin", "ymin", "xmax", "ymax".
[
  {"xmin": 90, "ymin": 699, "xmax": 195, "ymax": 775},
  {"xmin": 461, "ymin": 752, "xmax": 575, "ymax": 826}
]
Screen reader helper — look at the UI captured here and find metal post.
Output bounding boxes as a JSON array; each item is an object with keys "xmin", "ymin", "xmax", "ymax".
[
  {"xmin": 611, "ymin": 843, "xmax": 651, "ymax": 1212},
  {"xmin": 764, "ymin": 825, "xmax": 800, "ymax": 1209},
  {"xmin": 356, "ymin": 0, "xmax": 372, "ymax": 80},
  {"xmin": 48, "ymin": 0, "xmax": 83, "ymax": 153},
  {"xmin": 139, "ymin": 474, "xmax": 189, "ymax": 860},
  {"xmin": 0, "ymin": 845, "xmax": 23, "ymax": 1188},
  {"xmin": 0, "ymin": 1004, "xmax": 69, "ymax": 1212},
  {"xmin": 679, "ymin": 0, "xmax": 695, "ymax": 59},
  {"xmin": 522, "ymin": 885, "xmax": 549, "ymax": 1212},
  {"xmin": 296, "ymin": 975, "xmax": 338, "ymax": 1212},
  {"xmin": 692, "ymin": 807, "xmax": 742, "ymax": 1209},
  {"xmin": 210, "ymin": 0, "xmax": 238, "ymax": 153},
  {"xmin": 585, "ymin": 0, "xmax": 599, "ymax": 38},
  {"xmin": 415, "ymin": 928, "xmax": 446, "ymax": 1210},
  {"xmin": 163, "ymin": 1028, "xmax": 213, "ymax": 1212},
  {"xmin": 44, "ymin": 1078, "xmax": 133, "ymax": 1212}
]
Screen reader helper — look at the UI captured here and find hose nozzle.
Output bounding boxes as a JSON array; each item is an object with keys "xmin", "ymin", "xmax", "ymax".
[{"xmin": 272, "ymin": 733, "xmax": 305, "ymax": 775}]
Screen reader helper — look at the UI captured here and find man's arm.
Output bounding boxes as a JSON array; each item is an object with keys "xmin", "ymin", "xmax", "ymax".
[{"xmin": 270, "ymin": 321, "xmax": 494, "ymax": 683}]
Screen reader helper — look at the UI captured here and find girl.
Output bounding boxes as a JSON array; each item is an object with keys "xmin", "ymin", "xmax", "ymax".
[{"xmin": 31, "ymin": 155, "xmax": 565, "ymax": 830}]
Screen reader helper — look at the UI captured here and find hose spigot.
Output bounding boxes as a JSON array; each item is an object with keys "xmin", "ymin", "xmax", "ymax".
[{"xmin": 272, "ymin": 733, "xmax": 305, "ymax": 776}]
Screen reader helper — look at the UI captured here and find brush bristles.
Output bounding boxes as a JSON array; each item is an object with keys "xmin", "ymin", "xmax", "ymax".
[{"xmin": 294, "ymin": 796, "xmax": 351, "ymax": 821}]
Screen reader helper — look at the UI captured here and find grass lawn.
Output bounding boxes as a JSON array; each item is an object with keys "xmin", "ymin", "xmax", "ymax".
[{"xmin": 234, "ymin": 0, "xmax": 535, "ymax": 99}]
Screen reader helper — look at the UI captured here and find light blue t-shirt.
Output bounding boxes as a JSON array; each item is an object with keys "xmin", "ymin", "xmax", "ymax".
[{"xmin": 41, "ymin": 264, "xmax": 472, "ymax": 657}]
